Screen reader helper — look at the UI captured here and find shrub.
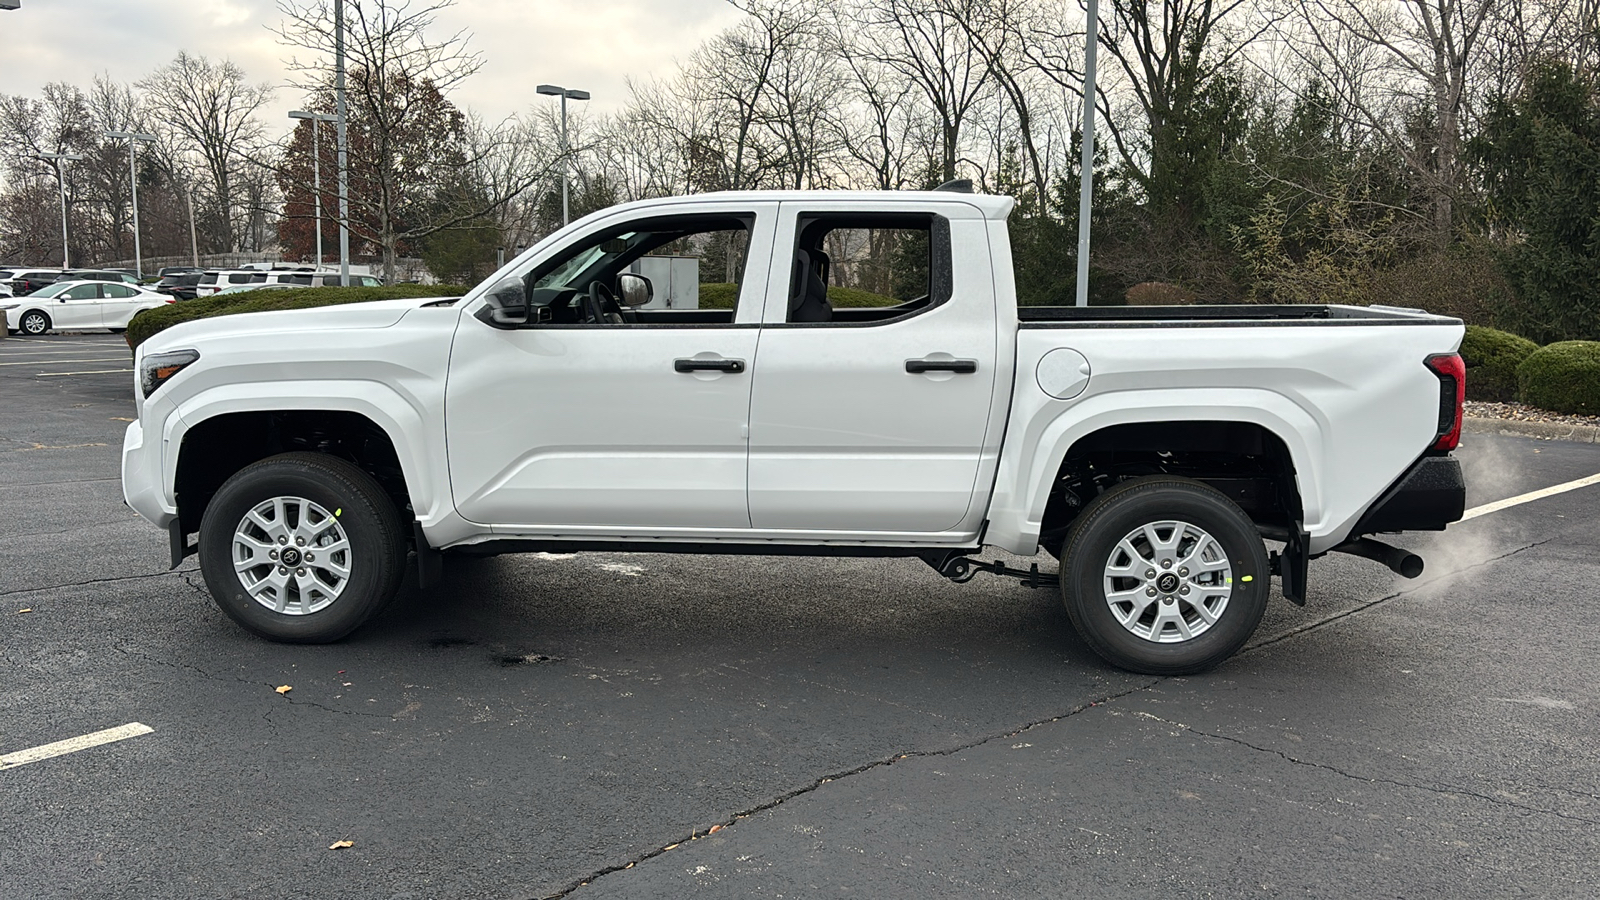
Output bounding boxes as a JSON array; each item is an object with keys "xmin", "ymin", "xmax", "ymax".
[
  {"xmin": 1460, "ymin": 325, "xmax": 1540, "ymax": 402},
  {"xmin": 1517, "ymin": 341, "xmax": 1600, "ymax": 414},
  {"xmin": 128, "ymin": 284, "xmax": 468, "ymax": 349}
]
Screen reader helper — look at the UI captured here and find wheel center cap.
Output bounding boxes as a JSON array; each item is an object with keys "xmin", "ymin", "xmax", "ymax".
[
  {"xmin": 280, "ymin": 547, "xmax": 302, "ymax": 567},
  {"xmin": 1156, "ymin": 573, "xmax": 1180, "ymax": 593}
]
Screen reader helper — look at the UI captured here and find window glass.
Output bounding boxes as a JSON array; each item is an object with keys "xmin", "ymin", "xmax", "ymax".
[
  {"xmin": 63, "ymin": 284, "xmax": 100, "ymax": 300},
  {"xmin": 199, "ymin": 273, "xmax": 218, "ymax": 285},
  {"xmin": 105, "ymin": 284, "xmax": 136, "ymax": 298},
  {"xmin": 229, "ymin": 273, "xmax": 252, "ymax": 284},
  {"xmin": 784, "ymin": 213, "xmax": 950, "ymax": 325},
  {"xmin": 524, "ymin": 214, "xmax": 753, "ymax": 324}
]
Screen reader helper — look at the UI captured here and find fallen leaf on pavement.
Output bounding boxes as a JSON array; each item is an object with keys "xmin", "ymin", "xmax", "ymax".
[
  {"xmin": 708, "ymin": 824, "xmax": 723, "ymax": 834},
  {"xmin": 328, "ymin": 840, "xmax": 354, "ymax": 850},
  {"xmin": 275, "ymin": 685, "xmax": 292, "ymax": 694},
  {"xmin": 18, "ymin": 609, "xmax": 32, "ymax": 614}
]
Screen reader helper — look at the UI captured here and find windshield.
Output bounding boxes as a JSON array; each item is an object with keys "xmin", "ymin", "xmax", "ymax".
[
  {"xmin": 533, "ymin": 233, "xmax": 640, "ymax": 290},
  {"xmin": 33, "ymin": 282, "xmax": 73, "ymax": 298}
]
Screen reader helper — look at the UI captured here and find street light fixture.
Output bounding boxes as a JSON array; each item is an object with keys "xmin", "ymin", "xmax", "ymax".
[
  {"xmin": 289, "ymin": 111, "xmax": 339, "ymax": 271},
  {"xmin": 30, "ymin": 151, "xmax": 85, "ymax": 268},
  {"xmin": 104, "ymin": 131, "xmax": 157, "ymax": 279},
  {"xmin": 536, "ymin": 84, "xmax": 590, "ymax": 226}
]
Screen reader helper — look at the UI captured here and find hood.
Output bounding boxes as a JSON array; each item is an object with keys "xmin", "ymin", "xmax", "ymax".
[{"xmin": 144, "ymin": 296, "xmax": 456, "ymax": 354}]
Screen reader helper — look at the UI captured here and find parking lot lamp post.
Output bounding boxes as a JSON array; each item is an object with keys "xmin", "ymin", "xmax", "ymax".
[
  {"xmin": 536, "ymin": 84, "xmax": 590, "ymax": 226},
  {"xmin": 335, "ymin": 0, "xmax": 351, "ymax": 287},
  {"xmin": 104, "ymin": 131, "xmax": 157, "ymax": 279},
  {"xmin": 30, "ymin": 151, "xmax": 84, "ymax": 268},
  {"xmin": 1075, "ymin": 0, "xmax": 1099, "ymax": 308},
  {"xmin": 289, "ymin": 111, "xmax": 338, "ymax": 268}
]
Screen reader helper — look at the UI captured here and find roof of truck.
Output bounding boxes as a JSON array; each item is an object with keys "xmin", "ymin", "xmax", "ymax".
[{"xmin": 601, "ymin": 190, "xmax": 1017, "ymax": 220}]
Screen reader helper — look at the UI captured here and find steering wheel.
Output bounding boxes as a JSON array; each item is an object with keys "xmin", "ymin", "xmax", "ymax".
[{"xmin": 583, "ymin": 281, "xmax": 625, "ymax": 325}]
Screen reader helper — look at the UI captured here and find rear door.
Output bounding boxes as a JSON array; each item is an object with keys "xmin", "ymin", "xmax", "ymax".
[{"xmin": 745, "ymin": 199, "xmax": 1001, "ymax": 535}]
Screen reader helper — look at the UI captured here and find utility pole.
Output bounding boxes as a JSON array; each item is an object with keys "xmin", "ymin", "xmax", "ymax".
[
  {"xmin": 31, "ymin": 151, "xmax": 84, "ymax": 268},
  {"xmin": 105, "ymin": 131, "xmax": 157, "ymax": 278},
  {"xmin": 536, "ymin": 84, "xmax": 591, "ymax": 226},
  {"xmin": 335, "ymin": 0, "xmax": 351, "ymax": 286},
  {"xmin": 1075, "ymin": 0, "xmax": 1099, "ymax": 307},
  {"xmin": 289, "ymin": 111, "xmax": 338, "ymax": 268},
  {"xmin": 186, "ymin": 185, "xmax": 200, "ymax": 267}
]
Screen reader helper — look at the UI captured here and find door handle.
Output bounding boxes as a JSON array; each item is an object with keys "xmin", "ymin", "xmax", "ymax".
[
  {"xmin": 674, "ymin": 358, "xmax": 745, "ymax": 373},
  {"xmin": 906, "ymin": 358, "xmax": 978, "ymax": 374}
]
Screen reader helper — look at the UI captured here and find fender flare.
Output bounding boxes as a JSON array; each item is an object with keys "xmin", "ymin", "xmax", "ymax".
[
  {"xmin": 985, "ymin": 388, "xmax": 1324, "ymax": 555},
  {"xmin": 166, "ymin": 380, "xmax": 446, "ymax": 524}
]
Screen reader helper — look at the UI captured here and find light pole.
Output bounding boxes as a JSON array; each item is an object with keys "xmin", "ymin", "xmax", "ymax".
[
  {"xmin": 30, "ymin": 151, "xmax": 84, "ymax": 268},
  {"xmin": 289, "ymin": 111, "xmax": 338, "ymax": 268},
  {"xmin": 1074, "ymin": 0, "xmax": 1100, "ymax": 308},
  {"xmin": 104, "ymin": 131, "xmax": 157, "ymax": 279},
  {"xmin": 335, "ymin": 0, "xmax": 351, "ymax": 286},
  {"xmin": 536, "ymin": 84, "xmax": 590, "ymax": 226}
]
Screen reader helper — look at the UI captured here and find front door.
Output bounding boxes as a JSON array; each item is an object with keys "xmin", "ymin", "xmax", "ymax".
[
  {"xmin": 445, "ymin": 202, "xmax": 777, "ymax": 533},
  {"xmin": 746, "ymin": 202, "xmax": 1001, "ymax": 535},
  {"xmin": 52, "ymin": 283, "xmax": 105, "ymax": 329}
]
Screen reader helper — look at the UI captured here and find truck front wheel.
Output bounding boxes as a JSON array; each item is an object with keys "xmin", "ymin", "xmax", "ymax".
[
  {"xmin": 198, "ymin": 452, "xmax": 406, "ymax": 643},
  {"xmin": 1060, "ymin": 477, "xmax": 1269, "ymax": 675}
]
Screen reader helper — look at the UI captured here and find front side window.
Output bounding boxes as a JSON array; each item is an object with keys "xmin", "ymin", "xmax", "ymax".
[
  {"xmin": 521, "ymin": 214, "xmax": 754, "ymax": 325},
  {"xmin": 62, "ymin": 283, "xmax": 100, "ymax": 300}
]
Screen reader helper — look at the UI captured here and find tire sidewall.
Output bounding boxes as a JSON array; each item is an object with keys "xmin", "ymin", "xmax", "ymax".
[
  {"xmin": 199, "ymin": 455, "xmax": 401, "ymax": 642},
  {"xmin": 1063, "ymin": 479, "xmax": 1269, "ymax": 675}
]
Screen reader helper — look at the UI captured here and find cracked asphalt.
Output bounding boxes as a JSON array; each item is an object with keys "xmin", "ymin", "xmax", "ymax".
[{"xmin": 3, "ymin": 332, "xmax": 1598, "ymax": 899}]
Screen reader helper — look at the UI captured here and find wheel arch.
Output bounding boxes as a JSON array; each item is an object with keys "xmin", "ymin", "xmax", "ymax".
[
  {"xmin": 986, "ymin": 390, "xmax": 1322, "ymax": 555},
  {"xmin": 168, "ymin": 386, "xmax": 441, "ymax": 539}
]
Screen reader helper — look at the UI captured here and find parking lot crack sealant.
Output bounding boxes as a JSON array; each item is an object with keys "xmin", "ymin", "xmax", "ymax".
[{"xmin": 533, "ymin": 678, "xmax": 1162, "ymax": 899}]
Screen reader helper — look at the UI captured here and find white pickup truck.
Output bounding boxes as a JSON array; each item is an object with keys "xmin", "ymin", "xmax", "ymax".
[{"xmin": 122, "ymin": 189, "xmax": 1467, "ymax": 674}]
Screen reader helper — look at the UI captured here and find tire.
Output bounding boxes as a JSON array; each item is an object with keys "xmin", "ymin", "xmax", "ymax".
[
  {"xmin": 18, "ymin": 310, "xmax": 50, "ymax": 335},
  {"xmin": 1060, "ymin": 476, "xmax": 1269, "ymax": 675},
  {"xmin": 199, "ymin": 452, "xmax": 406, "ymax": 643}
]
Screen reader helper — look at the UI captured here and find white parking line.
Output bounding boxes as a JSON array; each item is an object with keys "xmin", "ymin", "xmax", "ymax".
[
  {"xmin": 0, "ymin": 722, "xmax": 154, "ymax": 771},
  {"xmin": 0, "ymin": 357, "xmax": 130, "ymax": 366},
  {"xmin": 1461, "ymin": 472, "xmax": 1600, "ymax": 522},
  {"xmin": 35, "ymin": 369, "xmax": 134, "ymax": 376}
]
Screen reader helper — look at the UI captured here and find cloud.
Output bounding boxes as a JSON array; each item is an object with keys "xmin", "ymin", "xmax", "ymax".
[{"xmin": 1, "ymin": 0, "xmax": 743, "ymax": 132}]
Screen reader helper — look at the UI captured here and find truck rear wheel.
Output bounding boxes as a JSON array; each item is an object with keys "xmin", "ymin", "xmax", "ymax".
[
  {"xmin": 1060, "ymin": 476, "xmax": 1268, "ymax": 675},
  {"xmin": 198, "ymin": 452, "xmax": 406, "ymax": 643}
]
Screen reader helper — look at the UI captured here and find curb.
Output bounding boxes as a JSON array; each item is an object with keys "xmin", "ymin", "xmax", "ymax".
[{"xmin": 1463, "ymin": 416, "xmax": 1600, "ymax": 444}]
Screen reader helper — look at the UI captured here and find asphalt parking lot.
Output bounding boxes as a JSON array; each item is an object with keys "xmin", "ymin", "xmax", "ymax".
[{"xmin": 3, "ymin": 332, "xmax": 1598, "ymax": 899}]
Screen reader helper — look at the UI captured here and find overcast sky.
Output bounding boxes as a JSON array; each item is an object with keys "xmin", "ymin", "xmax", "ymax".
[{"xmin": 4, "ymin": 0, "xmax": 745, "ymax": 133}]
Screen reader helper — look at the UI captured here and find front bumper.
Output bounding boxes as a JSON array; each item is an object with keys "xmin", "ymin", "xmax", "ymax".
[
  {"xmin": 1351, "ymin": 455, "xmax": 1466, "ymax": 534},
  {"xmin": 122, "ymin": 418, "xmax": 176, "ymax": 529}
]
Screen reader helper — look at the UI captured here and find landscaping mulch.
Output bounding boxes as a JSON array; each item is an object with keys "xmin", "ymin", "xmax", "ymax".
[{"xmin": 1465, "ymin": 400, "xmax": 1600, "ymax": 428}]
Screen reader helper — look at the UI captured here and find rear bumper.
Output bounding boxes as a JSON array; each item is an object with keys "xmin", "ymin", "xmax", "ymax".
[{"xmin": 1352, "ymin": 455, "xmax": 1465, "ymax": 534}]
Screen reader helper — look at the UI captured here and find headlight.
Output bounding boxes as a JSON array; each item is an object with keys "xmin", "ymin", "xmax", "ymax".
[{"xmin": 140, "ymin": 349, "xmax": 200, "ymax": 398}]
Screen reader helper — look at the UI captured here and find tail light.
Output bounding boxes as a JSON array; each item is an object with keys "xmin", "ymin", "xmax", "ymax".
[{"xmin": 1425, "ymin": 353, "xmax": 1465, "ymax": 451}]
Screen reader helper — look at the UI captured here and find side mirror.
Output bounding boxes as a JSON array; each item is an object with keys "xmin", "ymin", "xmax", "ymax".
[
  {"xmin": 617, "ymin": 272, "xmax": 653, "ymax": 308},
  {"xmin": 481, "ymin": 276, "xmax": 529, "ymax": 326}
]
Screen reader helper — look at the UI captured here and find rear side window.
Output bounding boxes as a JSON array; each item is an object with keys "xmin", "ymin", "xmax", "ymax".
[
  {"xmin": 199, "ymin": 273, "xmax": 218, "ymax": 285},
  {"xmin": 104, "ymin": 284, "xmax": 136, "ymax": 298},
  {"xmin": 229, "ymin": 273, "xmax": 252, "ymax": 284},
  {"xmin": 784, "ymin": 212, "xmax": 952, "ymax": 325}
]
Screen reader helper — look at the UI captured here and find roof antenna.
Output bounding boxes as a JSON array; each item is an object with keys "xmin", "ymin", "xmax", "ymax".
[{"xmin": 934, "ymin": 179, "xmax": 973, "ymax": 193}]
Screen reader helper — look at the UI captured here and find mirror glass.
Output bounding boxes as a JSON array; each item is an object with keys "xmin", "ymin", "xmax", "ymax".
[{"xmin": 617, "ymin": 273, "xmax": 653, "ymax": 308}]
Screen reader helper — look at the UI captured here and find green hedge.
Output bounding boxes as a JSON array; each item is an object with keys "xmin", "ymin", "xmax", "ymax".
[
  {"xmin": 698, "ymin": 282, "xmax": 900, "ymax": 311},
  {"xmin": 127, "ymin": 284, "xmax": 468, "ymax": 349},
  {"xmin": 1460, "ymin": 325, "xmax": 1540, "ymax": 402},
  {"xmin": 1517, "ymin": 341, "xmax": 1600, "ymax": 415}
]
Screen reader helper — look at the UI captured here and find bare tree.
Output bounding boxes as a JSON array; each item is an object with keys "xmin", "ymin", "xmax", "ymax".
[
  {"xmin": 139, "ymin": 52, "xmax": 274, "ymax": 251},
  {"xmin": 854, "ymin": 0, "xmax": 993, "ymax": 184},
  {"xmin": 1287, "ymin": 0, "xmax": 1494, "ymax": 243},
  {"xmin": 276, "ymin": 0, "xmax": 549, "ymax": 279}
]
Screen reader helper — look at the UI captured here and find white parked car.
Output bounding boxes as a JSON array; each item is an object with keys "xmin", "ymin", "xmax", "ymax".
[
  {"xmin": 122, "ymin": 189, "xmax": 1468, "ymax": 674},
  {"xmin": 3, "ymin": 280, "xmax": 173, "ymax": 334}
]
